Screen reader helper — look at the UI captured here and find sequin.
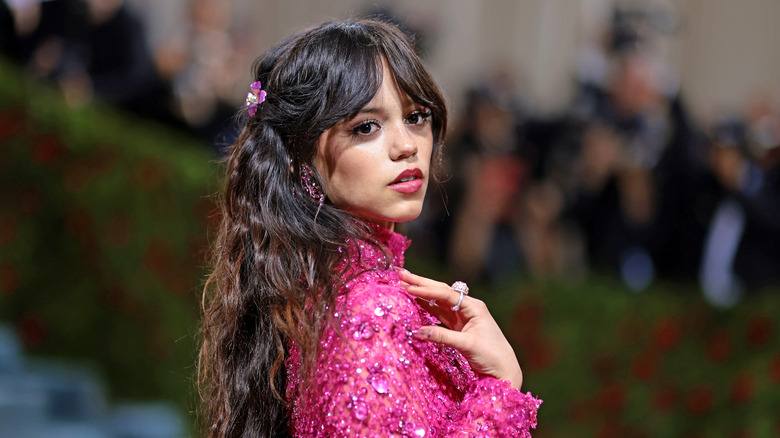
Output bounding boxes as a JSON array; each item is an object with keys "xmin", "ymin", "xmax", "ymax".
[
  {"xmin": 285, "ymin": 224, "xmax": 541, "ymax": 437},
  {"xmin": 353, "ymin": 401, "xmax": 368, "ymax": 421},
  {"xmin": 368, "ymin": 372, "xmax": 389, "ymax": 394},
  {"xmin": 353, "ymin": 321, "xmax": 374, "ymax": 340}
]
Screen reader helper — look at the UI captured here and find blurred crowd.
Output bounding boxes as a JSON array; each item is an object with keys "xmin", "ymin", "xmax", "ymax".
[
  {"xmin": 2, "ymin": 1, "xmax": 779, "ymax": 307},
  {"xmin": 415, "ymin": 8, "xmax": 780, "ymax": 307},
  {"xmin": 0, "ymin": 0, "xmax": 250, "ymax": 148}
]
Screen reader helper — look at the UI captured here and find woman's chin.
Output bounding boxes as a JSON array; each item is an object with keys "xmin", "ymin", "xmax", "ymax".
[{"xmin": 359, "ymin": 210, "xmax": 422, "ymax": 229}]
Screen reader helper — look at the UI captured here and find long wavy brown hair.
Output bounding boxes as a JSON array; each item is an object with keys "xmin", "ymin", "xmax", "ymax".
[{"xmin": 199, "ymin": 19, "xmax": 448, "ymax": 438}]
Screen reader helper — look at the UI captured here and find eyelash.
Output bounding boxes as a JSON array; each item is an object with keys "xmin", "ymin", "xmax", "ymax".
[{"xmin": 349, "ymin": 110, "xmax": 433, "ymax": 137}]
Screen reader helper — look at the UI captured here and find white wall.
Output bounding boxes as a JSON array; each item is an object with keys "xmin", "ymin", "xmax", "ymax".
[{"xmin": 130, "ymin": 0, "xmax": 780, "ymax": 122}]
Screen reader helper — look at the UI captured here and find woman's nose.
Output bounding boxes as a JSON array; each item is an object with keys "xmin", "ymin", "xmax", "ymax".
[{"xmin": 390, "ymin": 122, "xmax": 417, "ymax": 161}]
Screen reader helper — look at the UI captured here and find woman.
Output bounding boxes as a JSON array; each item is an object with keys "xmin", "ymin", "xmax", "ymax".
[{"xmin": 200, "ymin": 19, "xmax": 541, "ymax": 437}]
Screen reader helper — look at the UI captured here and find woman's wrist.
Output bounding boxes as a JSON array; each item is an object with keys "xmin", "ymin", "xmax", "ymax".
[{"xmin": 507, "ymin": 368, "xmax": 523, "ymax": 390}]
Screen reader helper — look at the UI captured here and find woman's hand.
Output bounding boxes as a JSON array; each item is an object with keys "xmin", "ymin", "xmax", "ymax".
[{"xmin": 399, "ymin": 270, "xmax": 524, "ymax": 389}]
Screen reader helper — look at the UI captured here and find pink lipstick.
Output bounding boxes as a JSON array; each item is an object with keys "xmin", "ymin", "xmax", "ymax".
[{"xmin": 389, "ymin": 168, "xmax": 424, "ymax": 194}]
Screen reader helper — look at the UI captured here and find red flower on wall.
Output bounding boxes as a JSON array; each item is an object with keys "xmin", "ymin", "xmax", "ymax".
[
  {"xmin": 0, "ymin": 213, "xmax": 17, "ymax": 246},
  {"xmin": 768, "ymin": 354, "xmax": 780, "ymax": 383},
  {"xmin": 30, "ymin": 133, "xmax": 66, "ymax": 165},
  {"xmin": 745, "ymin": 315, "xmax": 773, "ymax": 348},
  {"xmin": 512, "ymin": 301, "xmax": 542, "ymax": 332},
  {"xmin": 0, "ymin": 109, "xmax": 28, "ymax": 140},
  {"xmin": 705, "ymin": 329, "xmax": 733, "ymax": 363},
  {"xmin": 63, "ymin": 159, "xmax": 93, "ymax": 192},
  {"xmin": 653, "ymin": 315, "xmax": 682, "ymax": 351},
  {"xmin": 597, "ymin": 422, "xmax": 622, "ymax": 438},
  {"xmin": 143, "ymin": 238, "xmax": 174, "ymax": 276},
  {"xmin": 143, "ymin": 237, "xmax": 191, "ymax": 295},
  {"xmin": 18, "ymin": 185, "xmax": 42, "ymax": 217},
  {"xmin": 508, "ymin": 300, "xmax": 557, "ymax": 370},
  {"xmin": 631, "ymin": 347, "xmax": 660, "ymax": 381},
  {"xmin": 103, "ymin": 284, "xmax": 142, "ymax": 315},
  {"xmin": 591, "ymin": 351, "xmax": 617, "ymax": 383},
  {"xmin": 729, "ymin": 372, "xmax": 755, "ymax": 404},
  {"xmin": 686, "ymin": 384, "xmax": 714, "ymax": 416},
  {"xmin": 566, "ymin": 397, "xmax": 593, "ymax": 424},
  {"xmin": 65, "ymin": 207, "xmax": 99, "ymax": 262},
  {"xmin": 132, "ymin": 159, "xmax": 168, "ymax": 190},
  {"xmin": 186, "ymin": 235, "xmax": 209, "ymax": 266},
  {"xmin": 598, "ymin": 383, "xmax": 626, "ymax": 412},
  {"xmin": 192, "ymin": 197, "xmax": 221, "ymax": 231},
  {"xmin": 618, "ymin": 313, "xmax": 644, "ymax": 346},
  {"xmin": 526, "ymin": 336, "xmax": 557, "ymax": 371},
  {"xmin": 652, "ymin": 383, "xmax": 679, "ymax": 413},
  {"xmin": 0, "ymin": 261, "xmax": 20, "ymax": 295},
  {"xmin": 17, "ymin": 312, "xmax": 46, "ymax": 348},
  {"xmin": 105, "ymin": 213, "xmax": 133, "ymax": 247}
]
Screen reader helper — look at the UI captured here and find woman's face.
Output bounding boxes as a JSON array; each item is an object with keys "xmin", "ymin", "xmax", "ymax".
[{"xmin": 314, "ymin": 61, "xmax": 434, "ymax": 229}]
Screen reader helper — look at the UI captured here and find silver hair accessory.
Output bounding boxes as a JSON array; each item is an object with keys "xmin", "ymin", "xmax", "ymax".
[
  {"xmin": 300, "ymin": 164, "xmax": 324, "ymax": 206},
  {"xmin": 450, "ymin": 281, "xmax": 469, "ymax": 311}
]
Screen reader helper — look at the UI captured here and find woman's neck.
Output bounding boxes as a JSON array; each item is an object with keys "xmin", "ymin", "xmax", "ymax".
[{"xmin": 366, "ymin": 218, "xmax": 395, "ymax": 232}]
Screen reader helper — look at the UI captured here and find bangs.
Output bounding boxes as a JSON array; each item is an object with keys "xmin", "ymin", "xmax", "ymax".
[
  {"xmin": 314, "ymin": 20, "xmax": 447, "ymax": 143},
  {"xmin": 255, "ymin": 19, "xmax": 447, "ymax": 154},
  {"xmin": 317, "ymin": 28, "xmax": 385, "ymax": 123},
  {"xmin": 376, "ymin": 30, "xmax": 448, "ymax": 144}
]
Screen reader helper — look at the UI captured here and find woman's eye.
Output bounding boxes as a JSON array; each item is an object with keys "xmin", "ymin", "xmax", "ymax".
[
  {"xmin": 406, "ymin": 110, "xmax": 432, "ymax": 126},
  {"xmin": 352, "ymin": 120, "xmax": 380, "ymax": 136}
]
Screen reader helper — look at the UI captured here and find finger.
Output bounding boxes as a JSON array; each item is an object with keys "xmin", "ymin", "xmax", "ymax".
[
  {"xmin": 398, "ymin": 270, "xmax": 448, "ymax": 289},
  {"xmin": 405, "ymin": 284, "xmax": 461, "ymax": 308},
  {"xmin": 414, "ymin": 297, "xmax": 457, "ymax": 326},
  {"xmin": 414, "ymin": 296, "xmax": 441, "ymax": 314},
  {"xmin": 413, "ymin": 325, "xmax": 469, "ymax": 351}
]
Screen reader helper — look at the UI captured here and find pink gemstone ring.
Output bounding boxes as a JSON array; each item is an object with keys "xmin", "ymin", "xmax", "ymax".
[
  {"xmin": 450, "ymin": 281, "xmax": 469, "ymax": 311},
  {"xmin": 451, "ymin": 281, "xmax": 469, "ymax": 295}
]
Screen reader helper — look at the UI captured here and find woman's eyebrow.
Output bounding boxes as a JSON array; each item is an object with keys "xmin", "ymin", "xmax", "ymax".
[
  {"xmin": 340, "ymin": 107, "xmax": 385, "ymax": 125},
  {"xmin": 354, "ymin": 107, "xmax": 384, "ymax": 116}
]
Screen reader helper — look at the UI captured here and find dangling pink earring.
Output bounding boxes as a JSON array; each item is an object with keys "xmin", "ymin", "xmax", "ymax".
[{"xmin": 300, "ymin": 165, "xmax": 325, "ymax": 206}]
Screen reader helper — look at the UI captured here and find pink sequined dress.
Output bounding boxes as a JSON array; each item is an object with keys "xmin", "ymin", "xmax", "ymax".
[{"xmin": 286, "ymin": 226, "xmax": 541, "ymax": 437}]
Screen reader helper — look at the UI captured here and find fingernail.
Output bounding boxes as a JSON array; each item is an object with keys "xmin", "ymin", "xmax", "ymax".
[
  {"xmin": 413, "ymin": 328, "xmax": 431, "ymax": 340},
  {"xmin": 392, "ymin": 266, "xmax": 409, "ymax": 273}
]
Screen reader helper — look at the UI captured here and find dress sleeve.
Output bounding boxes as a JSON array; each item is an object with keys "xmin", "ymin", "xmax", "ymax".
[{"xmin": 291, "ymin": 278, "xmax": 541, "ymax": 437}]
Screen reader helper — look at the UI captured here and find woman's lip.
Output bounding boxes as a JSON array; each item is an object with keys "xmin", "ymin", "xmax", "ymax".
[
  {"xmin": 391, "ymin": 168, "xmax": 424, "ymax": 184},
  {"xmin": 388, "ymin": 178, "xmax": 424, "ymax": 194},
  {"xmin": 389, "ymin": 168, "xmax": 425, "ymax": 194}
]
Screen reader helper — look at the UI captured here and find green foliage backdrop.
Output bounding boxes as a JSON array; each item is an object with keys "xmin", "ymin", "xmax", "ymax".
[
  {"xmin": 2, "ymin": 58, "xmax": 779, "ymax": 437},
  {"xmin": 472, "ymin": 277, "xmax": 780, "ymax": 438},
  {"xmin": 0, "ymin": 59, "xmax": 218, "ymax": 413}
]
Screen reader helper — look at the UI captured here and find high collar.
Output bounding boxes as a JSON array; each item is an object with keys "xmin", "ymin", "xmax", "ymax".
[
  {"xmin": 368, "ymin": 223, "xmax": 411, "ymax": 268},
  {"xmin": 338, "ymin": 223, "xmax": 411, "ymax": 277}
]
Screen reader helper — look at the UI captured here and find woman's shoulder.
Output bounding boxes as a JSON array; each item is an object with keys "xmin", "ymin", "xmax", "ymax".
[
  {"xmin": 332, "ymin": 268, "xmax": 446, "ymax": 335},
  {"xmin": 340, "ymin": 269, "xmax": 417, "ymax": 317}
]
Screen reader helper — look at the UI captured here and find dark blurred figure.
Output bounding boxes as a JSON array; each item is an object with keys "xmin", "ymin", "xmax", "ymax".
[
  {"xmin": 439, "ymin": 71, "xmax": 529, "ymax": 282},
  {"xmin": 1, "ymin": 0, "xmax": 82, "ymax": 62},
  {"xmin": 155, "ymin": 0, "xmax": 248, "ymax": 152},
  {"xmin": 2, "ymin": 0, "xmax": 176, "ymax": 124},
  {"xmin": 425, "ymin": 69, "xmax": 584, "ymax": 284},
  {"xmin": 700, "ymin": 102, "xmax": 780, "ymax": 306},
  {"xmin": 0, "ymin": 1, "xmax": 19, "ymax": 58},
  {"xmin": 563, "ymin": 6, "xmax": 710, "ymax": 290}
]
